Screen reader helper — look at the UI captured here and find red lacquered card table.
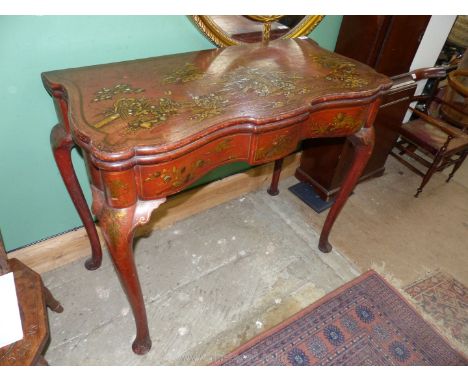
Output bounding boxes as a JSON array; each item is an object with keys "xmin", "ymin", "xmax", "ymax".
[{"xmin": 42, "ymin": 38, "xmax": 392, "ymax": 355}]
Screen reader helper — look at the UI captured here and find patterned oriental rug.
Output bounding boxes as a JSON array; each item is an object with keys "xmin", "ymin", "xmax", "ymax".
[
  {"xmin": 213, "ymin": 271, "xmax": 467, "ymax": 366},
  {"xmin": 404, "ymin": 271, "xmax": 468, "ymax": 350}
]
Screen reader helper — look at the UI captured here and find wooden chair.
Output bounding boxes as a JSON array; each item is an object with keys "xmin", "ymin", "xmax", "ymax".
[
  {"xmin": 390, "ymin": 67, "xmax": 468, "ymax": 197},
  {"xmin": 0, "ymin": 230, "xmax": 63, "ymax": 366}
]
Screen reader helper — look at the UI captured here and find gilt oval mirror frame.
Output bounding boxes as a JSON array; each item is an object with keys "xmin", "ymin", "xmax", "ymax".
[{"xmin": 191, "ymin": 15, "xmax": 324, "ymax": 47}]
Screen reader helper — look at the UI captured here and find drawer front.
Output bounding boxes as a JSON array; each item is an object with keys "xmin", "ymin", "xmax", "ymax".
[
  {"xmin": 303, "ymin": 106, "xmax": 368, "ymax": 139},
  {"xmin": 252, "ymin": 126, "xmax": 300, "ymax": 164},
  {"xmin": 138, "ymin": 134, "xmax": 250, "ymax": 198}
]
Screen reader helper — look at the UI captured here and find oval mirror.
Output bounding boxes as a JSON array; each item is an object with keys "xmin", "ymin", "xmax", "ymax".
[{"xmin": 191, "ymin": 15, "xmax": 324, "ymax": 47}]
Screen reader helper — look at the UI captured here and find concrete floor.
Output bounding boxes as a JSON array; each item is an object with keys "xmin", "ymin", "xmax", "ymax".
[
  {"xmin": 42, "ymin": 155, "xmax": 468, "ymax": 365},
  {"xmin": 304, "ymin": 156, "xmax": 468, "ymax": 286},
  {"xmin": 42, "ymin": 180, "xmax": 359, "ymax": 365}
]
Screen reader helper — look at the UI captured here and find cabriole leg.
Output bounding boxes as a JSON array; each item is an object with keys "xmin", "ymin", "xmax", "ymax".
[
  {"xmin": 50, "ymin": 124, "xmax": 103, "ymax": 270},
  {"xmin": 319, "ymin": 126, "xmax": 375, "ymax": 253},
  {"xmin": 93, "ymin": 189, "xmax": 165, "ymax": 355},
  {"xmin": 267, "ymin": 158, "xmax": 284, "ymax": 196}
]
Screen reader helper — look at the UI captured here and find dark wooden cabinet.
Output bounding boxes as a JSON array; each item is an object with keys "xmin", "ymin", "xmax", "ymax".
[
  {"xmin": 335, "ymin": 16, "xmax": 431, "ymax": 77},
  {"xmin": 295, "ymin": 16, "xmax": 430, "ymax": 200}
]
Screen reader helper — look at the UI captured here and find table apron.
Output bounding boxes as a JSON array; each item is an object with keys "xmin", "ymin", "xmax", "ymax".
[{"xmin": 87, "ymin": 105, "xmax": 370, "ymax": 208}]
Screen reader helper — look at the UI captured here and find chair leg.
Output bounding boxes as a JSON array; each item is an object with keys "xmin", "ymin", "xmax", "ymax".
[
  {"xmin": 415, "ymin": 154, "xmax": 444, "ymax": 197},
  {"xmin": 400, "ymin": 142, "xmax": 417, "ymax": 155},
  {"xmin": 447, "ymin": 152, "xmax": 468, "ymax": 183},
  {"xmin": 35, "ymin": 355, "xmax": 49, "ymax": 366},
  {"xmin": 43, "ymin": 284, "xmax": 64, "ymax": 313}
]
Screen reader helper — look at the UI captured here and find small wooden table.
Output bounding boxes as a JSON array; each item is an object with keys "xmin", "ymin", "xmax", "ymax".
[
  {"xmin": 42, "ymin": 38, "xmax": 391, "ymax": 355},
  {"xmin": 0, "ymin": 259, "xmax": 63, "ymax": 366}
]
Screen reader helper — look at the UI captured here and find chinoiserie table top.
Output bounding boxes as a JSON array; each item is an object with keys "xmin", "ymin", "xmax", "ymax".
[{"xmin": 42, "ymin": 38, "xmax": 391, "ymax": 160}]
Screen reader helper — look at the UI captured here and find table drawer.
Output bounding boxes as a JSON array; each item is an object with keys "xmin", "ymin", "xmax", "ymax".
[
  {"xmin": 138, "ymin": 134, "xmax": 250, "ymax": 198},
  {"xmin": 303, "ymin": 106, "xmax": 368, "ymax": 139},
  {"xmin": 252, "ymin": 126, "xmax": 300, "ymax": 164}
]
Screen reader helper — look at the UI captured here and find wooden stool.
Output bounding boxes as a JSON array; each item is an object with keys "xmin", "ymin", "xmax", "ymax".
[{"xmin": 0, "ymin": 232, "xmax": 63, "ymax": 366}]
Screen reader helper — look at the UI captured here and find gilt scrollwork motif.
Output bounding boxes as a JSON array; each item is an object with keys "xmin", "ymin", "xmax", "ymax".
[
  {"xmin": 255, "ymin": 135, "xmax": 295, "ymax": 161},
  {"xmin": 162, "ymin": 63, "xmax": 204, "ymax": 84},
  {"xmin": 105, "ymin": 210, "xmax": 126, "ymax": 246},
  {"xmin": 143, "ymin": 138, "xmax": 234, "ymax": 188},
  {"xmin": 218, "ymin": 66, "xmax": 310, "ymax": 107},
  {"xmin": 144, "ymin": 158, "xmax": 209, "ymax": 188},
  {"xmin": 310, "ymin": 112, "xmax": 363, "ymax": 135},
  {"xmin": 190, "ymin": 93, "xmax": 230, "ymax": 121},
  {"xmin": 93, "ymin": 95, "xmax": 181, "ymax": 130},
  {"xmin": 90, "ymin": 63, "xmax": 311, "ymax": 131},
  {"xmin": 108, "ymin": 179, "xmax": 129, "ymax": 199},
  {"xmin": 311, "ymin": 54, "xmax": 369, "ymax": 89},
  {"xmin": 92, "ymin": 84, "xmax": 144, "ymax": 102}
]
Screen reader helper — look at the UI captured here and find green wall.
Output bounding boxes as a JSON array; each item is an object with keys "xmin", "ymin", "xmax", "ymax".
[{"xmin": 0, "ymin": 16, "xmax": 342, "ymax": 251}]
